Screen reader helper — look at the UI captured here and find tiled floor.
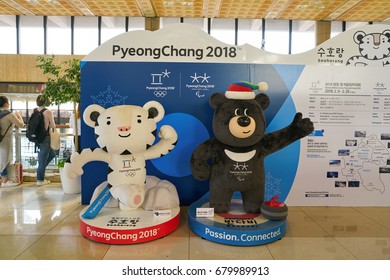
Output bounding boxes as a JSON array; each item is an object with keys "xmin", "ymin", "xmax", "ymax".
[{"xmin": 1, "ymin": 182, "xmax": 390, "ymax": 260}]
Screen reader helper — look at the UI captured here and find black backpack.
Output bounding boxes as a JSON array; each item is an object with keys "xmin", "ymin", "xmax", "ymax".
[{"xmin": 26, "ymin": 108, "xmax": 47, "ymax": 144}]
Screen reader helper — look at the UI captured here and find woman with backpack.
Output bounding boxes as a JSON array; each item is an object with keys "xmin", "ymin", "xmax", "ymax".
[
  {"xmin": 35, "ymin": 95, "xmax": 56, "ymax": 186},
  {"xmin": 0, "ymin": 96, "xmax": 25, "ymax": 187}
]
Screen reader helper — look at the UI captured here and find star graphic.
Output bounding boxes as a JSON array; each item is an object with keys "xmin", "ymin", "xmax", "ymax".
[
  {"xmin": 190, "ymin": 73, "xmax": 201, "ymax": 83},
  {"xmin": 201, "ymin": 73, "xmax": 210, "ymax": 83},
  {"xmin": 233, "ymin": 162, "xmax": 240, "ymax": 170},
  {"xmin": 91, "ymin": 86, "xmax": 127, "ymax": 107},
  {"xmin": 162, "ymin": 69, "xmax": 170, "ymax": 78}
]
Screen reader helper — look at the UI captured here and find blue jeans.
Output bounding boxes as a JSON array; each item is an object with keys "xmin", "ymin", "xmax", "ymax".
[
  {"xmin": 1, "ymin": 163, "xmax": 8, "ymax": 177},
  {"xmin": 37, "ymin": 135, "xmax": 56, "ymax": 181}
]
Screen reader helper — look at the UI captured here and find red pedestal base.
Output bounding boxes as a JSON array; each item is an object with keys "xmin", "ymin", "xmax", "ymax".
[{"xmin": 80, "ymin": 206, "xmax": 180, "ymax": 244}]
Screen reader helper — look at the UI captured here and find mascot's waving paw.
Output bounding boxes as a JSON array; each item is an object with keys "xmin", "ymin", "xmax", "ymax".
[
  {"xmin": 291, "ymin": 113, "xmax": 314, "ymax": 137},
  {"xmin": 159, "ymin": 125, "xmax": 178, "ymax": 142},
  {"xmin": 64, "ymin": 153, "xmax": 84, "ymax": 179}
]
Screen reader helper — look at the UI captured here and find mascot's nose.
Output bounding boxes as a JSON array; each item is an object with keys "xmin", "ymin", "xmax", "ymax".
[
  {"xmin": 237, "ymin": 116, "xmax": 251, "ymax": 127},
  {"xmin": 117, "ymin": 126, "xmax": 131, "ymax": 132}
]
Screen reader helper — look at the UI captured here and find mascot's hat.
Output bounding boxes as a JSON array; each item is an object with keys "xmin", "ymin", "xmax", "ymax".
[{"xmin": 225, "ymin": 81, "xmax": 268, "ymax": 100}]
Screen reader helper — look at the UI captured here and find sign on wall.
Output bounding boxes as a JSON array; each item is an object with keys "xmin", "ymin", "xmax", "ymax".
[{"xmin": 81, "ymin": 23, "xmax": 390, "ymax": 206}]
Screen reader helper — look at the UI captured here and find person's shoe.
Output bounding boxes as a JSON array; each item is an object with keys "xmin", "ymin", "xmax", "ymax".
[
  {"xmin": 37, "ymin": 180, "xmax": 51, "ymax": 186},
  {"xmin": 1, "ymin": 180, "xmax": 19, "ymax": 187}
]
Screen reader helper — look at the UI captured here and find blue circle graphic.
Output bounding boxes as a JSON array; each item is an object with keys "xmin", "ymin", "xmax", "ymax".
[{"xmin": 151, "ymin": 113, "xmax": 210, "ymax": 177}]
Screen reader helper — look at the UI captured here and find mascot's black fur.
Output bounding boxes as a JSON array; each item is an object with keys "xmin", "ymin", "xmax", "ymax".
[{"xmin": 190, "ymin": 82, "xmax": 314, "ymax": 213}]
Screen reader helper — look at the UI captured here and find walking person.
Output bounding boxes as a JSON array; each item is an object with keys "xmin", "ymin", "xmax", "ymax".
[
  {"xmin": 0, "ymin": 96, "xmax": 25, "ymax": 187},
  {"xmin": 35, "ymin": 95, "xmax": 56, "ymax": 186}
]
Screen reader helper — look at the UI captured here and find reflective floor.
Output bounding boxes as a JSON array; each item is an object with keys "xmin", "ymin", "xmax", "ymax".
[{"xmin": 1, "ymin": 182, "xmax": 390, "ymax": 260}]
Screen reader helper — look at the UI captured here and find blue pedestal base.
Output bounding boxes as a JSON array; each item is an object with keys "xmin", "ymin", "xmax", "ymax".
[{"xmin": 188, "ymin": 193, "xmax": 287, "ymax": 246}]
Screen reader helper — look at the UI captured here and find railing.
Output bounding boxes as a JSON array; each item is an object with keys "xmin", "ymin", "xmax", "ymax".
[{"xmin": 12, "ymin": 127, "xmax": 75, "ymax": 170}]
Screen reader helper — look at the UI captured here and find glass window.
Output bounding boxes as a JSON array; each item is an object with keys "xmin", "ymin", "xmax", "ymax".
[
  {"xmin": 182, "ymin": 18, "xmax": 206, "ymax": 33},
  {"xmin": 10, "ymin": 100, "xmax": 27, "ymax": 123},
  {"xmin": 331, "ymin": 21, "xmax": 343, "ymax": 38},
  {"xmin": 59, "ymin": 102, "xmax": 74, "ymax": 125},
  {"xmin": 47, "ymin": 16, "xmax": 72, "ymax": 55},
  {"xmin": 101, "ymin": 16, "xmax": 126, "ymax": 44},
  {"xmin": 210, "ymin": 18, "xmax": 235, "ymax": 45},
  {"xmin": 127, "ymin": 17, "xmax": 145, "ymax": 31},
  {"xmin": 0, "ymin": 15, "xmax": 17, "ymax": 54},
  {"xmin": 346, "ymin": 22, "xmax": 367, "ymax": 30},
  {"xmin": 237, "ymin": 19, "xmax": 263, "ymax": 49},
  {"xmin": 291, "ymin": 20, "xmax": 315, "ymax": 54},
  {"xmin": 160, "ymin": 17, "xmax": 181, "ymax": 28},
  {"xmin": 20, "ymin": 16, "xmax": 44, "ymax": 54},
  {"xmin": 264, "ymin": 19, "xmax": 289, "ymax": 54},
  {"xmin": 74, "ymin": 16, "xmax": 98, "ymax": 55}
]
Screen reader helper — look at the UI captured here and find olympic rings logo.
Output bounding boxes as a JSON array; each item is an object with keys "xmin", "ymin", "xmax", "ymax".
[
  {"xmin": 154, "ymin": 90, "xmax": 167, "ymax": 98},
  {"xmin": 125, "ymin": 172, "xmax": 136, "ymax": 177}
]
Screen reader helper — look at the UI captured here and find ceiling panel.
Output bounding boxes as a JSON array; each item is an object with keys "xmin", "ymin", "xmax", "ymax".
[
  {"xmin": 277, "ymin": 0, "xmax": 348, "ymax": 21},
  {"xmin": 0, "ymin": 0, "xmax": 388, "ymax": 22},
  {"xmin": 337, "ymin": 0, "xmax": 390, "ymax": 22},
  {"xmin": 217, "ymin": 0, "xmax": 274, "ymax": 19},
  {"xmin": 83, "ymin": 0, "xmax": 143, "ymax": 17},
  {"xmin": 153, "ymin": 0, "xmax": 203, "ymax": 18}
]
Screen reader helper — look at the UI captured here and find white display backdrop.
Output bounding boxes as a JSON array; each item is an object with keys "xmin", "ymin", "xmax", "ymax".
[{"xmin": 81, "ymin": 23, "xmax": 390, "ymax": 206}]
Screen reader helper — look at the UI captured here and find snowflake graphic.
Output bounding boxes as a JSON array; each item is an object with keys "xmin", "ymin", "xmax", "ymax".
[
  {"xmin": 91, "ymin": 86, "xmax": 128, "ymax": 107},
  {"xmin": 264, "ymin": 171, "xmax": 282, "ymax": 201}
]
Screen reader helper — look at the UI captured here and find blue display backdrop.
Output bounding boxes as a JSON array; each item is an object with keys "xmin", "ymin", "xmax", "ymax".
[
  {"xmin": 80, "ymin": 61, "xmax": 301, "ymax": 205},
  {"xmin": 81, "ymin": 23, "xmax": 390, "ymax": 206}
]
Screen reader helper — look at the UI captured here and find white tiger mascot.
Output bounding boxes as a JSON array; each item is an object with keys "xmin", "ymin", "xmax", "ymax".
[
  {"xmin": 346, "ymin": 30, "xmax": 390, "ymax": 67},
  {"xmin": 64, "ymin": 101, "xmax": 179, "ymax": 211}
]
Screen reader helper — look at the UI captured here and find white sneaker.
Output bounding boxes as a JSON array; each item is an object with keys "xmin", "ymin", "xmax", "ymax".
[
  {"xmin": 37, "ymin": 180, "xmax": 51, "ymax": 186},
  {"xmin": 1, "ymin": 180, "xmax": 19, "ymax": 187}
]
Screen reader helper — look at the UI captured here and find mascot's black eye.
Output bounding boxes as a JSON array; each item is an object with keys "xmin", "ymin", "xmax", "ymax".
[
  {"xmin": 244, "ymin": 108, "xmax": 249, "ymax": 116},
  {"xmin": 107, "ymin": 121, "xmax": 111, "ymax": 125},
  {"xmin": 234, "ymin": 108, "xmax": 243, "ymax": 116},
  {"xmin": 137, "ymin": 119, "xmax": 142, "ymax": 123}
]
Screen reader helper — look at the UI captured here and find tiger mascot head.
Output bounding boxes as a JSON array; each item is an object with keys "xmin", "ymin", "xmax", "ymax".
[
  {"xmin": 83, "ymin": 101, "xmax": 164, "ymax": 155},
  {"xmin": 353, "ymin": 30, "xmax": 390, "ymax": 60}
]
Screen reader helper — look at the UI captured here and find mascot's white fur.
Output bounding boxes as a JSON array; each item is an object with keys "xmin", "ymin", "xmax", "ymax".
[{"xmin": 64, "ymin": 101, "xmax": 179, "ymax": 211}]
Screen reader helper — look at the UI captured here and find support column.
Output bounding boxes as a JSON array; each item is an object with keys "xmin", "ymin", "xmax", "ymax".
[
  {"xmin": 315, "ymin": 21, "xmax": 331, "ymax": 45},
  {"xmin": 145, "ymin": 17, "xmax": 160, "ymax": 31}
]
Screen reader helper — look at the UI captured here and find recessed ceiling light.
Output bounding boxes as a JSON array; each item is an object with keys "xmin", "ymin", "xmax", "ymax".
[
  {"xmin": 297, "ymin": 5, "xmax": 308, "ymax": 10},
  {"xmin": 163, "ymin": 1, "xmax": 174, "ymax": 6}
]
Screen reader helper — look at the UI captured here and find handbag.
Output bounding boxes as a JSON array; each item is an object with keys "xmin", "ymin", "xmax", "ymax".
[
  {"xmin": 49, "ymin": 128, "xmax": 61, "ymax": 150},
  {"xmin": 7, "ymin": 162, "xmax": 23, "ymax": 184}
]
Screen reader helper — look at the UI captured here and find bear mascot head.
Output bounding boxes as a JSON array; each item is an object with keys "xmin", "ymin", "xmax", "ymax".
[{"xmin": 191, "ymin": 81, "xmax": 313, "ymax": 215}]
